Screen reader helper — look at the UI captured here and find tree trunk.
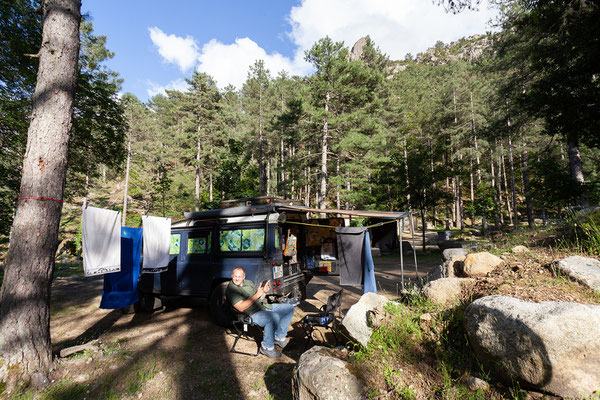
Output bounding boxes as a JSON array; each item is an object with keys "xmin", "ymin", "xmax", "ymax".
[
  {"xmin": 346, "ymin": 179, "xmax": 351, "ymax": 210},
  {"xmin": 567, "ymin": 134, "xmax": 587, "ymax": 206},
  {"xmin": 445, "ymin": 177, "xmax": 451, "ymax": 229},
  {"xmin": 258, "ymin": 85, "xmax": 265, "ymax": 195},
  {"xmin": 280, "ymin": 137, "xmax": 285, "ymax": 198},
  {"xmin": 470, "ymin": 91, "xmax": 482, "ymax": 184},
  {"xmin": 209, "ymin": 172, "xmax": 213, "ymax": 203},
  {"xmin": 336, "ymin": 159, "xmax": 340, "ymax": 209},
  {"xmin": 319, "ymin": 90, "xmax": 330, "ymax": 210},
  {"xmin": 451, "ymin": 177, "xmax": 457, "ymax": 227},
  {"xmin": 501, "ymin": 151, "xmax": 512, "ymax": 225},
  {"xmin": 490, "ymin": 147, "xmax": 500, "ymax": 228},
  {"xmin": 122, "ymin": 139, "xmax": 131, "ymax": 226},
  {"xmin": 305, "ymin": 162, "xmax": 311, "ymax": 207},
  {"xmin": 403, "ymin": 138, "xmax": 411, "ymax": 209},
  {"xmin": 508, "ymin": 136, "xmax": 519, "ymax": 227},
  {"xmin": 521, "ymin": 141, "xmax": 535, "ymax": 228},
  {"xmin": 0, "ymin": 0, "xmax": 81, "ymax": 387},
  {"xmin": 195, "ymin": 134, "xmax": 201, "ymax": 211},
  {"xmin": 458, "ymin": 175, "xmax": 464, "ymax": 230},
  {"xmin": 469, "ymin": 160, "xmax": 475, "ymax": 226},
  {"xmin": 421, "ymin": 209, "xmax": 427, "ymax": 254},
  {"xmin": 83, "ymin": 162, "xmax": 89, "ymax": 208},
  {"xmin": 266, "ymin": 158, "xmax": 271, "ymax": 195}
]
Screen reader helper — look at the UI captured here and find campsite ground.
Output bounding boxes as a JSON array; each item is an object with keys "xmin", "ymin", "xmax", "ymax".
[
  {"xmin": 5, "ymin": 226, "xmax": 599, "ymax": 399},
  {"xmin": 37, "ymin": 252, "xmax": 438, "ymax": 400}
]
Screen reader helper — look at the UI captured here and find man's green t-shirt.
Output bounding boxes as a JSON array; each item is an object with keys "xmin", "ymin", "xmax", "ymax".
[{"xmin": 226, "ymin": 279, "xmax": 272, "ymax": 315}]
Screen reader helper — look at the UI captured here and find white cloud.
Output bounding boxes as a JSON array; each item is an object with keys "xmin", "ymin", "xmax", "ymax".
[
  {"xmin": 149, "ymin": 27, "xmax": 199, "ymax": 72},
  {"xmin": 146, "ymin": 1, "xmax": 497, "ymax": 92},
  {"xmin": 288, "ymin": 0, "xmax": 498, "ymax": 60},
  {"xmin": 146, "ymin": 78, "xmax": 190, "ymax": 98},
  {"xmin": 196, "ymin": 37, "xmax": 311, "ymax": 90}
]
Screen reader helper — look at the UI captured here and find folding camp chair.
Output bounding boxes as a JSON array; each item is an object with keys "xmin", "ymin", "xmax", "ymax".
[
  {"xmin": 301, "ymin": 289, "xmax": 343, "ymax": 349},
  {"xmin": 230, "ymin": 308, "xmax": 261, "ymax": 356}
]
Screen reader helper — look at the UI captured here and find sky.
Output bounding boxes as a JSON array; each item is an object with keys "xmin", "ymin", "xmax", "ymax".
[{"xmin": 83, "ymin": 0, "xmax": 498, "ymax": 101}]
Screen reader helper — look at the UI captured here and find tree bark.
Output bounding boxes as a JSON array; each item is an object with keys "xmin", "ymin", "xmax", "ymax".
[
  {"xmin": 122, "ymin": 139, "xmax": 131, "ymax": 226},
  {"xmin": 403, "ymin": 138, "xmax": 411, "ymax": 210},
  {"xmin": 508, "ymin": 135, "xmax": 519, "ymax": 227},
  {"xmin": 0, "ymin": 0, "xmax": 81, "ymax": 386},
  {"xmin": 567, "ymin": 134, "xmax": 587, "ymax": 206},
  {"xmin": 521, "ymin": 140, "xmax": 535, "ymax": 228},
  {"xmin": 280, "ymin": 137, "xmax": 285, "ymax": 198},
  {"xmin": 258, "ymin": 85, "xmax": 265, "ymax": 195},
  {"xmin": 469, "ymin": 160, "xmax": 475, "ymax": 226},
  {"xmin": 501, "ymin": 150, "xmax": 512, "ymax": 225},
  {"xmin": 496, "ymin": 153, "xmax": 504, "ymax": 225},
  {"xmin": 319, "ymin": 90, "xmax": 330, "ymax": 210},
  {"xmin": 195, "ymin": 134, "xmax": 201, "ymax": 211},
  {"xmin": 336, "ymin": 159, "xmax": 340, "ymax": 209},
  {"xmin": 490, "ymin": 147, "xmax": 500, "ymax": 228}
]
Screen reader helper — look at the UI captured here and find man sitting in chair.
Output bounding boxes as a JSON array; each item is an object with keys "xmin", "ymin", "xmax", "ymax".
[{"xmin": 226, "ymin": 266, "xmax": 295, "ymax": 359}]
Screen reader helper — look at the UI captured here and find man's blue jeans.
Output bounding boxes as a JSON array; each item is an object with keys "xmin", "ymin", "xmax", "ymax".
[{"xmin": 251, "ymin": 303, "xmax": 295, "ymax": 349}]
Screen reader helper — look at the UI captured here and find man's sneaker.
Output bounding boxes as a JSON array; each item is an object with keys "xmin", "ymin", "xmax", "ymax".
[
  {"xmin": 260, "ymin": 346, "xmax": 282, "ymax": 359},
  {"xmin": 274, "ymin": 338, "xmax": 288, "ymax": 349}
]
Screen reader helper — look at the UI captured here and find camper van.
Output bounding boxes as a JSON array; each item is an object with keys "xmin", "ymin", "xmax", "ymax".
[{"xmin": 136, "ymin": 197, "xmax": 343, "ymax": 326}]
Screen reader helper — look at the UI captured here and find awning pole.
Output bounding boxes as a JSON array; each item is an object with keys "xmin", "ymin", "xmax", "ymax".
[
  {"xmin": 399, "ymin": 218, "xmax": 404, "ymax": 290},
  {"xmin": 409, "ymin": 212, "xmax": 418, "ymax": 280}
]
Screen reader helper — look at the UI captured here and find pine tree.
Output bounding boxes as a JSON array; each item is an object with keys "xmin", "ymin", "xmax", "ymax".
[{"xmin": 0, "ymin": 0, "xmax": 81, "ymax": 387}]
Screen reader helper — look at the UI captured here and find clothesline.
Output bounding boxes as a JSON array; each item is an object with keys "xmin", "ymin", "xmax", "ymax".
[{"xmin": 16, "ymin": 195, "xmax": 190, "ymax": 222}]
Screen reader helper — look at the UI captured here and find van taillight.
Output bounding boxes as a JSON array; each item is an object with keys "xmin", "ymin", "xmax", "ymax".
[{"xmin": 276, "ymin": 279, "xmax": 281, "ymax": 286}]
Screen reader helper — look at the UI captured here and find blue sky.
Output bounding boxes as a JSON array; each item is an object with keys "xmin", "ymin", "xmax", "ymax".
[{"xmin": 83, "ymin": 0, "xmax": 498, "ymax": 101}]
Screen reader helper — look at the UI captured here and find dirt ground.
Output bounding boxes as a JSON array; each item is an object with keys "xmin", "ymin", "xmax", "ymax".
[{"xmin": 45, "ymin": 252, "xmax": 438, "ymax": 400}]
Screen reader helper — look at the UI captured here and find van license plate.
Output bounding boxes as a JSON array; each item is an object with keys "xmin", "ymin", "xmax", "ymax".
[
  {"xmin": 318, "ymin": 261, "xmax": 331, "ymax": 272},
  {"xmin": 273, "ymin": 265, "xmax": 283, "ymax": 279}
]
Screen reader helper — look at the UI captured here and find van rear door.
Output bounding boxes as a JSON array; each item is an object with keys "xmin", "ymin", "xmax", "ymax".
[{"xmin": 302, "ymin": 218, "xmax": 343, "ymax": 276}]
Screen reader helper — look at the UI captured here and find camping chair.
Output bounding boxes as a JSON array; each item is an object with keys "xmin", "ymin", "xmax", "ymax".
[
  {"xmin": 230, "ymin": 307, "xmax": 261, "ymax": 356},
  {"xmin": 301, "ymin": 289, "xmax": 343, "ymax": 349}
]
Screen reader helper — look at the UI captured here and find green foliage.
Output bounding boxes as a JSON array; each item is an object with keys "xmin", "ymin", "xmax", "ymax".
[
  {"xmin": 0, "ymin": 8, "xmax": 126, "ymax": 235},
  {"xmin": 559, "ymin": 209, "xmax": 600, "ymax": 255},
  {"xmin": 353, "ymin": 295, "xmax": 498, "ymax": 398}
]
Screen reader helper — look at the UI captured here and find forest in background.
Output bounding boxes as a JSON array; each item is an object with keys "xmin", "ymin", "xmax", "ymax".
[{"xmin": 1, "ymin": 0, "xmax": 599, "ymax": 241}]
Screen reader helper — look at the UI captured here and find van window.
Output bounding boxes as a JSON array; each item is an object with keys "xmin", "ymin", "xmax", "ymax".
[
  {"xmin": 187, "ymin": 231, "xmax": 212, "ymax": 254},
  {"xmin": 170, "ymin": 233, "xmax": 181, "ymax": 255},
  {"xmin": 274, "ymin": 226, "xmax": 281, "ymax": 250},
  {"xmin": 220, "ymin": 228, "xmax": 265, "ymax": 252}
]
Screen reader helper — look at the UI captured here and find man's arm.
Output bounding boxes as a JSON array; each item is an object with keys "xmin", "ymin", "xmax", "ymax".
[{"xmin": 232, "ymin": 281, "xmax": 270, "ymax": 313}]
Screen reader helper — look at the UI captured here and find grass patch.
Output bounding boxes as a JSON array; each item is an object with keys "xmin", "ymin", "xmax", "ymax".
[
  {"xmin": 558, "ymin": 209, "xmax": 600, "ymax": 256},
  {"xmin": 66, "ymin": 349, "xmax": 94, "ymax": 360},
  {"xmin": 126, "ymin": 358, "xmax": 158, "ymax": 395},
  {"xmin": 352, "ymin": 294, "xmax": 508, "ymax": 399},
  {"xmin": 54, "ymin": 262, "xmax": 83, "ymax": 279}
]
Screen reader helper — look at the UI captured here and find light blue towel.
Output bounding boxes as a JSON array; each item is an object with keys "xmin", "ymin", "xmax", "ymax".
[{"xmin": 363, "ymin": 231, "xmax": 377, "ymax": 294}]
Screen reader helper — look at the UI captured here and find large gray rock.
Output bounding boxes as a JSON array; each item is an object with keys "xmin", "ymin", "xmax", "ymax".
[
  {"xmin": 443, "ymin": 248, "xmax": 468, "ymax": 262},
  {"xmin": 441, "ymin": 248, "xmax": 468, "ymax": 278},
  {"xmin": 556, "ymin": 256, "xmax": 600, "ymax": 293},
  {"xmin": 463, "ymin": 252, "xmax": 503, "ymax": 277},
  {"xmin": 464, "ymin": 295, "xmax": 600, "ymax": 398},
  {"xmin": 349, "ymin": 37, "xmax": 368, "ymax": 61},
  {"xmin": 292, "ymin": 346, "xmax": 366, "ymax": 400},
  {"xmin": 512, "ymin": 245, "xmax": 530, "ymax": 254},
  {"xmin": 422, "ymin": 277, "xmax": 474, "ymax": 306},
  {"xmin": 341, "ymin": 292, "xmax": 389, "ymax": 347}
]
